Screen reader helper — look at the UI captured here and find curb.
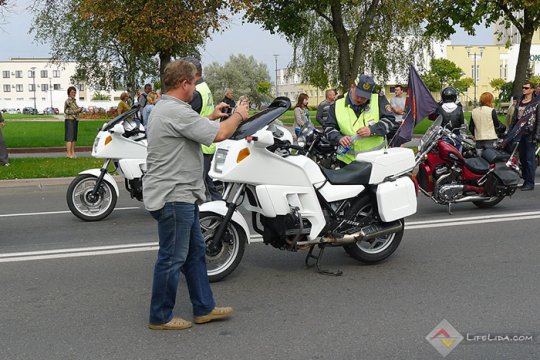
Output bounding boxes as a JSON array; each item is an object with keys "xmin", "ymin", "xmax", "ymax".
[{"xmin": 8, "ymin": 146, "xmax": 92, "ymax": 154}]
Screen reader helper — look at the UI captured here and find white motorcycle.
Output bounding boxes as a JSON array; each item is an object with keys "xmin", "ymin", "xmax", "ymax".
[
  {"xmin": 201, "ymin": 97, "xmax": 418, "ymax": 282},
  {"xmin": 66, "ymin": 107, "xmax": 147, "ymax": 221}
]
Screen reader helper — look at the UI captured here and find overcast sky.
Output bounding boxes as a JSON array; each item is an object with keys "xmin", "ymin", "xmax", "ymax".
[{"xmin": 0, "ymin": 1, "xmax": 493, "ymax": 83}]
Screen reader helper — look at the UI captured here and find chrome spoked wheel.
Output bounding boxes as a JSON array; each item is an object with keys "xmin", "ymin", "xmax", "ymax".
[
  {"xmin": 200, "ymin": 212, "xmax": 246, "ymax": 282},
  {"xmin": 356, "ymin": 232, "xmax": 396, "ymax": 254},
  {"xmin": 67, "ymin": 174, "xmax": 117, "ymax": 221},
  {"xmin": 343, "ymin": 202, "xmax": 404, "ymax": 264}
]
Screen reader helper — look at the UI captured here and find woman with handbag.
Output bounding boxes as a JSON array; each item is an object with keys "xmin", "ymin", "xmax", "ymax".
[
  {"xmin": 64, "ymin": 86, "xmax": 83, "ymax": 158},
  {"xmin": 470, "ymin": 92, "xmax": 506, "ymax": 156}
]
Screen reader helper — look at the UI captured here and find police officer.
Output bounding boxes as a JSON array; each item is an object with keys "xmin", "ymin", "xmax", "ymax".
[
  {"xmin": 325, "ymin": 74, "xmax": 396, "ymax": 165},
  {"xmin": 184, "ymin": 57, "xmax": 223, "ymax": 201}
]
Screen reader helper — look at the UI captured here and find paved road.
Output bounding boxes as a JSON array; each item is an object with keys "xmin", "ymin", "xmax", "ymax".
[{"xmin": 1, "ymin": 179, "xmax": 540, "ymax": 359}]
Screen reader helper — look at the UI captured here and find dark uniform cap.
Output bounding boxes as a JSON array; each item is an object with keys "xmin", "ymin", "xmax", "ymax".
[
  {"xmin": 355, "ymin": 74, "xmax": 376, "ymax": 99},
  {"xmin": 183, "ymin": 56, "xmax": 202, "ymax": 73}
]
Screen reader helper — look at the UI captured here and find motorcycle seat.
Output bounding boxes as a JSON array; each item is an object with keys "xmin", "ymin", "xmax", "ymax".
[
  {"xmin": 482, "ymin": 148, "xmax": 510, "ymax": 164},
  {"xmin": 321, "ymin": 161, "xmax": 372, "ymax": 185},
  {"xmin": 464, "ymin": 157, "xmax": 490, "ymax": 174}
]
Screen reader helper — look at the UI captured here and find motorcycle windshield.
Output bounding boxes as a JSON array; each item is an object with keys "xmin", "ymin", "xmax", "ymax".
[
  {"xmin": 229, "ymin": 97, "xmax": 291, "ymax": 140},
  {"xmin": 102, "ymin": 107, "xmax": 140, "ymax": 131},
  {"xmin": 418, "ymin": 115, "xmax": 443, "ymax": 152}
]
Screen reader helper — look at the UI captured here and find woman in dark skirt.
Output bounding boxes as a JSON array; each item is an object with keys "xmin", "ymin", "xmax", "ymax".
[{"xmin": 64, "ymin": 86, "xmax": 83, "ymax": 158}]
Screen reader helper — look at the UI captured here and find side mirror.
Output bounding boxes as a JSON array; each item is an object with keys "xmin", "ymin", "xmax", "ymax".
[{"xmin": 110, "ymin": 123, "xmax": 125, "ymax": 134}]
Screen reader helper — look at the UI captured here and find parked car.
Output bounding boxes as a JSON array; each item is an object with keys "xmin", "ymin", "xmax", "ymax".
[
  {"xmin": 23, "ymin": 107, "xmax": 39, "ymax": 115},
  {"xmin": 43, "ymin": 107, "xmax": 59, "ymax": 115},
  {"xmin": 7, "ymin": 108, "xmax": 21, "ymax": 114}
]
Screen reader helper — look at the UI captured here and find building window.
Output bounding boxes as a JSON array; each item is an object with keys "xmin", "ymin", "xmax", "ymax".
[
  {"xmin": 41, "ymin": 84, "xmax": 49, "ymax": 92},
  {"xmin": 77, "ymin": 84, "xmax": 85, "ymax": 91},
  {"xmin": 53, "ymin": 70, "xmax": 60, "ymax": 78},
  {"xmin": 3, "ymin": 84, "xmax": 11, "ymax": 92},
  {"xmin": 40, "ymin": 70, "xmax": 48, "ymax": 78},
  {"xmin": 54, "ymin": 84, "xmax": 61, "ymax": 90},
  {"xmin": 2, "ymin": 71, "xmax": 10, "ymax": 78},
  {"xmin": 29, "ymin": 84, "xmax": 35, "ymax": 92},
  {"xmin": 28, "ymin": 70, "xmax": 35, "ymax": 78},
  {"xmin": 16, "ymin": 84, "xmax": 23, "ymax": 92},
  {"xmin": 15, "ymin": 71, "xmax": 23, "ymax": 78}
]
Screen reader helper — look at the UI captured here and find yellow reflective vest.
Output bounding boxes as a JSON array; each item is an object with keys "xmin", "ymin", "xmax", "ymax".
[
  {"xmin": 197, "ymin": 81, "xmax": 216, "ymax": 155},
  {"xmin": 335, "ymin": 94, "xmax": 385, "ymax": 164}
]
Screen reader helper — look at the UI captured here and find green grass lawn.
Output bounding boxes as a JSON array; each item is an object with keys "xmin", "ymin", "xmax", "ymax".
[
  {"xmin": 0, "ymin": 157, "xmax": 116, "ymax": 180},
  {"xmin": 2, "ymin": 120, "xmax": 106, "ymax": 147}
]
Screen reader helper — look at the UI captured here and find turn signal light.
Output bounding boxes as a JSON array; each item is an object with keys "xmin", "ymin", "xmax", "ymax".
[
  {"xmin": 237, "ymin": 148, "xmax": 250, "ymax": 163},
  {"xmin": 105, "ymin": 135, "xmax": 113, "ymax": 146}
]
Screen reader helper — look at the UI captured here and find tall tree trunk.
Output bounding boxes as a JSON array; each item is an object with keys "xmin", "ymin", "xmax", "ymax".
[
  {"xmin": 329, "ymin": 0, "xmax": 351, "ymax": 92},
  {"xmin": 159, "ymin": 51, "xmax": 172, "ymax": 93},
  {"xmin": 512, "ymin": 28, "xmax": 533, "ymax": 97}
]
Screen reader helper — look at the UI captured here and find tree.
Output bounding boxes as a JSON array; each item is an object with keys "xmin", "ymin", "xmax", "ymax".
[
  {"xmin": 499, "ymin": 81, "xmax": 514, "ymax": 101},
  {"xmin": 204, "ymin": 54, "xmax": 272, "ymax": 108},
  {"xmin": 421, "ymin": 58, "xmax": 468, "ymax": 92},
  {"xmin": 453, "ymin": 77, "xmax": 474, "ymax": 94},
  {"xmin": 31, "ymin": 0, "xmax": 158, "ymax": 99},
  {"xmin": 490, "ymin": 78, "xmax": 506, "ymax": 100},
  {"xmin": 245, "ymin": 0, "xmax": 429, "ymax": 92},
  {"xmin": 424, "ymin": 0, "xmax": 540, "ymax": 98},
  {"xmin": 76, "ymin": 0, "xmax": 242, "ymax": 89},
  {"xmin": 31, "ymin": 0, "xmax": 240, "ymax": 92}
]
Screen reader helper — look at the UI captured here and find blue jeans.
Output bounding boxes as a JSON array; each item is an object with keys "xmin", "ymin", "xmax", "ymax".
[
  {"xmin": 518, "ymin": 135, "xmax": 536, "ymax": 188},
  {"xmin": 149, "ymin": 202, "xmax": 215, "ymax": 324}
]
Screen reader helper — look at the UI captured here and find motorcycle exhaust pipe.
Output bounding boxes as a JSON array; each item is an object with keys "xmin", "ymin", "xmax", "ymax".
[
  {"xmin": 322, "ymin": 220, "xmax": 403, "ymax": 245},
  {"xmin": 453, "ymin": 195, "xmax": 493, "ymax": 203}
]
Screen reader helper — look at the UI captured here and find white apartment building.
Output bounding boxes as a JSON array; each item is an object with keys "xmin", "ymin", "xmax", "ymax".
[{"xmin": 0, "ymin": 57, "xmax": 124, "ymax": 113}]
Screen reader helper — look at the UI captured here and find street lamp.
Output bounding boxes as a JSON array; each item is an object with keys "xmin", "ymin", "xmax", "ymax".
[
  {"xmin": 30, "ymin": 66, "xmax": 37, "ymax": 111},
  {"xmin": 465, "ymin": 46, "xmax": 484, "ymax": 108},
  {"xmin": 273, "ymin": 54, "xmax": 279, "ymax": 97},
  {"xmin": 49, "ymin": 78, "xmax": 53, "ymax": 109}
]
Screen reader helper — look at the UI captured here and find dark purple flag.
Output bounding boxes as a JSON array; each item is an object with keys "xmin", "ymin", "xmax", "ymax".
[{"xmin": 390, "ymin": 65, "xmax": 439, "ymax": 147}]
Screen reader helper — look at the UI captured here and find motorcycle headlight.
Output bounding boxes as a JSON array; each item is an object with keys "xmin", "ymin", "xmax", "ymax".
[
  {"xmin": 214, "ymin": 148, "xmax": 228, "ymax": 173},
  {"xmin": 297, "ymin": 136, "xmax": 306, "ymax": 147}
]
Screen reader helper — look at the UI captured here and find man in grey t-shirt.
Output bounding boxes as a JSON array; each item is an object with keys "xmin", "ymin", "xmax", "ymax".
[
  {"xmin": 316, "ymin": 89, "xmax": 337, "ymax": 127},
  {"xmin": 144, "ymin": 60, "xmax": 249, "ymax": 330},
  {"xmin": 390, "ymin": 85, "xmax": 406, "ymax": 124}
]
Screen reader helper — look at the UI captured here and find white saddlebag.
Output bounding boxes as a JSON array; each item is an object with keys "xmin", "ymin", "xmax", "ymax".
[
  {"xmin": 376, "ymin": 176, "xmax": 417, "ymax": 222},
  {"xmin": 356, "ymin": 148, "xmax": 415, "ymax": 184}
]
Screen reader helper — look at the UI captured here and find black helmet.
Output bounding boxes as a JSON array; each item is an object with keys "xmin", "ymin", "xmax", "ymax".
[{"xmin": 441, "ymin": 87, "xmax": 457, "ymax": 103}]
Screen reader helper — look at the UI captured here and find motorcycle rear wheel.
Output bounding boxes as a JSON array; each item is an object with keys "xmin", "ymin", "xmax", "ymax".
[
  {"xmin": 472, "ymin": 195, "xmax": 504, "ymax": 209},
  {"xmin": 66, "ymin": 174, "xmax": 117, "ymax": 221},
  {"xmin": 200, "ymin": 212, "xmax": 246, "ymax": 282},
  {"xmin": 344, "ymin": 221, "xmax": 404, "ymax": 264}
]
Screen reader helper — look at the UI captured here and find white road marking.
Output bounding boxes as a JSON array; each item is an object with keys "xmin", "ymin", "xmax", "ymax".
[
  {"xmin": 1, "ymin": 209, "xmax": 539, "ymax": 263},
  {"xmin": 0, "ymin": 207, "xmax": 140, "ymax": 218}
]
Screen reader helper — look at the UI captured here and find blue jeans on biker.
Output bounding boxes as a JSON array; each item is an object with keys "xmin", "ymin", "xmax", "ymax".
[
  {"xmin": 518, "ymin": 134, "xmax": 536, "ymax": 188},
  {"xmin": 149, "ymin": 202, "xmax": 215, "ymax": 324}
]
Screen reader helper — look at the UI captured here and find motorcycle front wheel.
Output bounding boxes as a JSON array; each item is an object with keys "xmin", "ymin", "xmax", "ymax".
[
  {"xmin": 66, "ymin": 174, "xmax": 117, "ymax": 221},
  {"xmin": 200, "ymin": 212, "xmax": 246, "ymax": 282},
  {"xmin": 344, "ymin": 220, "xmax": 404, "ymax": 264}
]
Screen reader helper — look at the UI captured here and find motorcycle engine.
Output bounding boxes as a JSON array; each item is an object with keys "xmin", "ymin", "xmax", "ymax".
[
  {"xmin": 433, "ymin": 167, "xmax": 463, "ymax": 202},
  {"xmin": 259, "ymin": 211, "xmax": 311, "ymax": 250}
]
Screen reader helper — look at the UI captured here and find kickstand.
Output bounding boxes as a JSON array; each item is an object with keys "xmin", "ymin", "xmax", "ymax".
[
  {"xmin": 305, "ymin": 245, "xmax": 343, "ymax": 276},
  {"xmin": 448, "ymin": 202, "xmax": 453, "ymax": 215}
]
